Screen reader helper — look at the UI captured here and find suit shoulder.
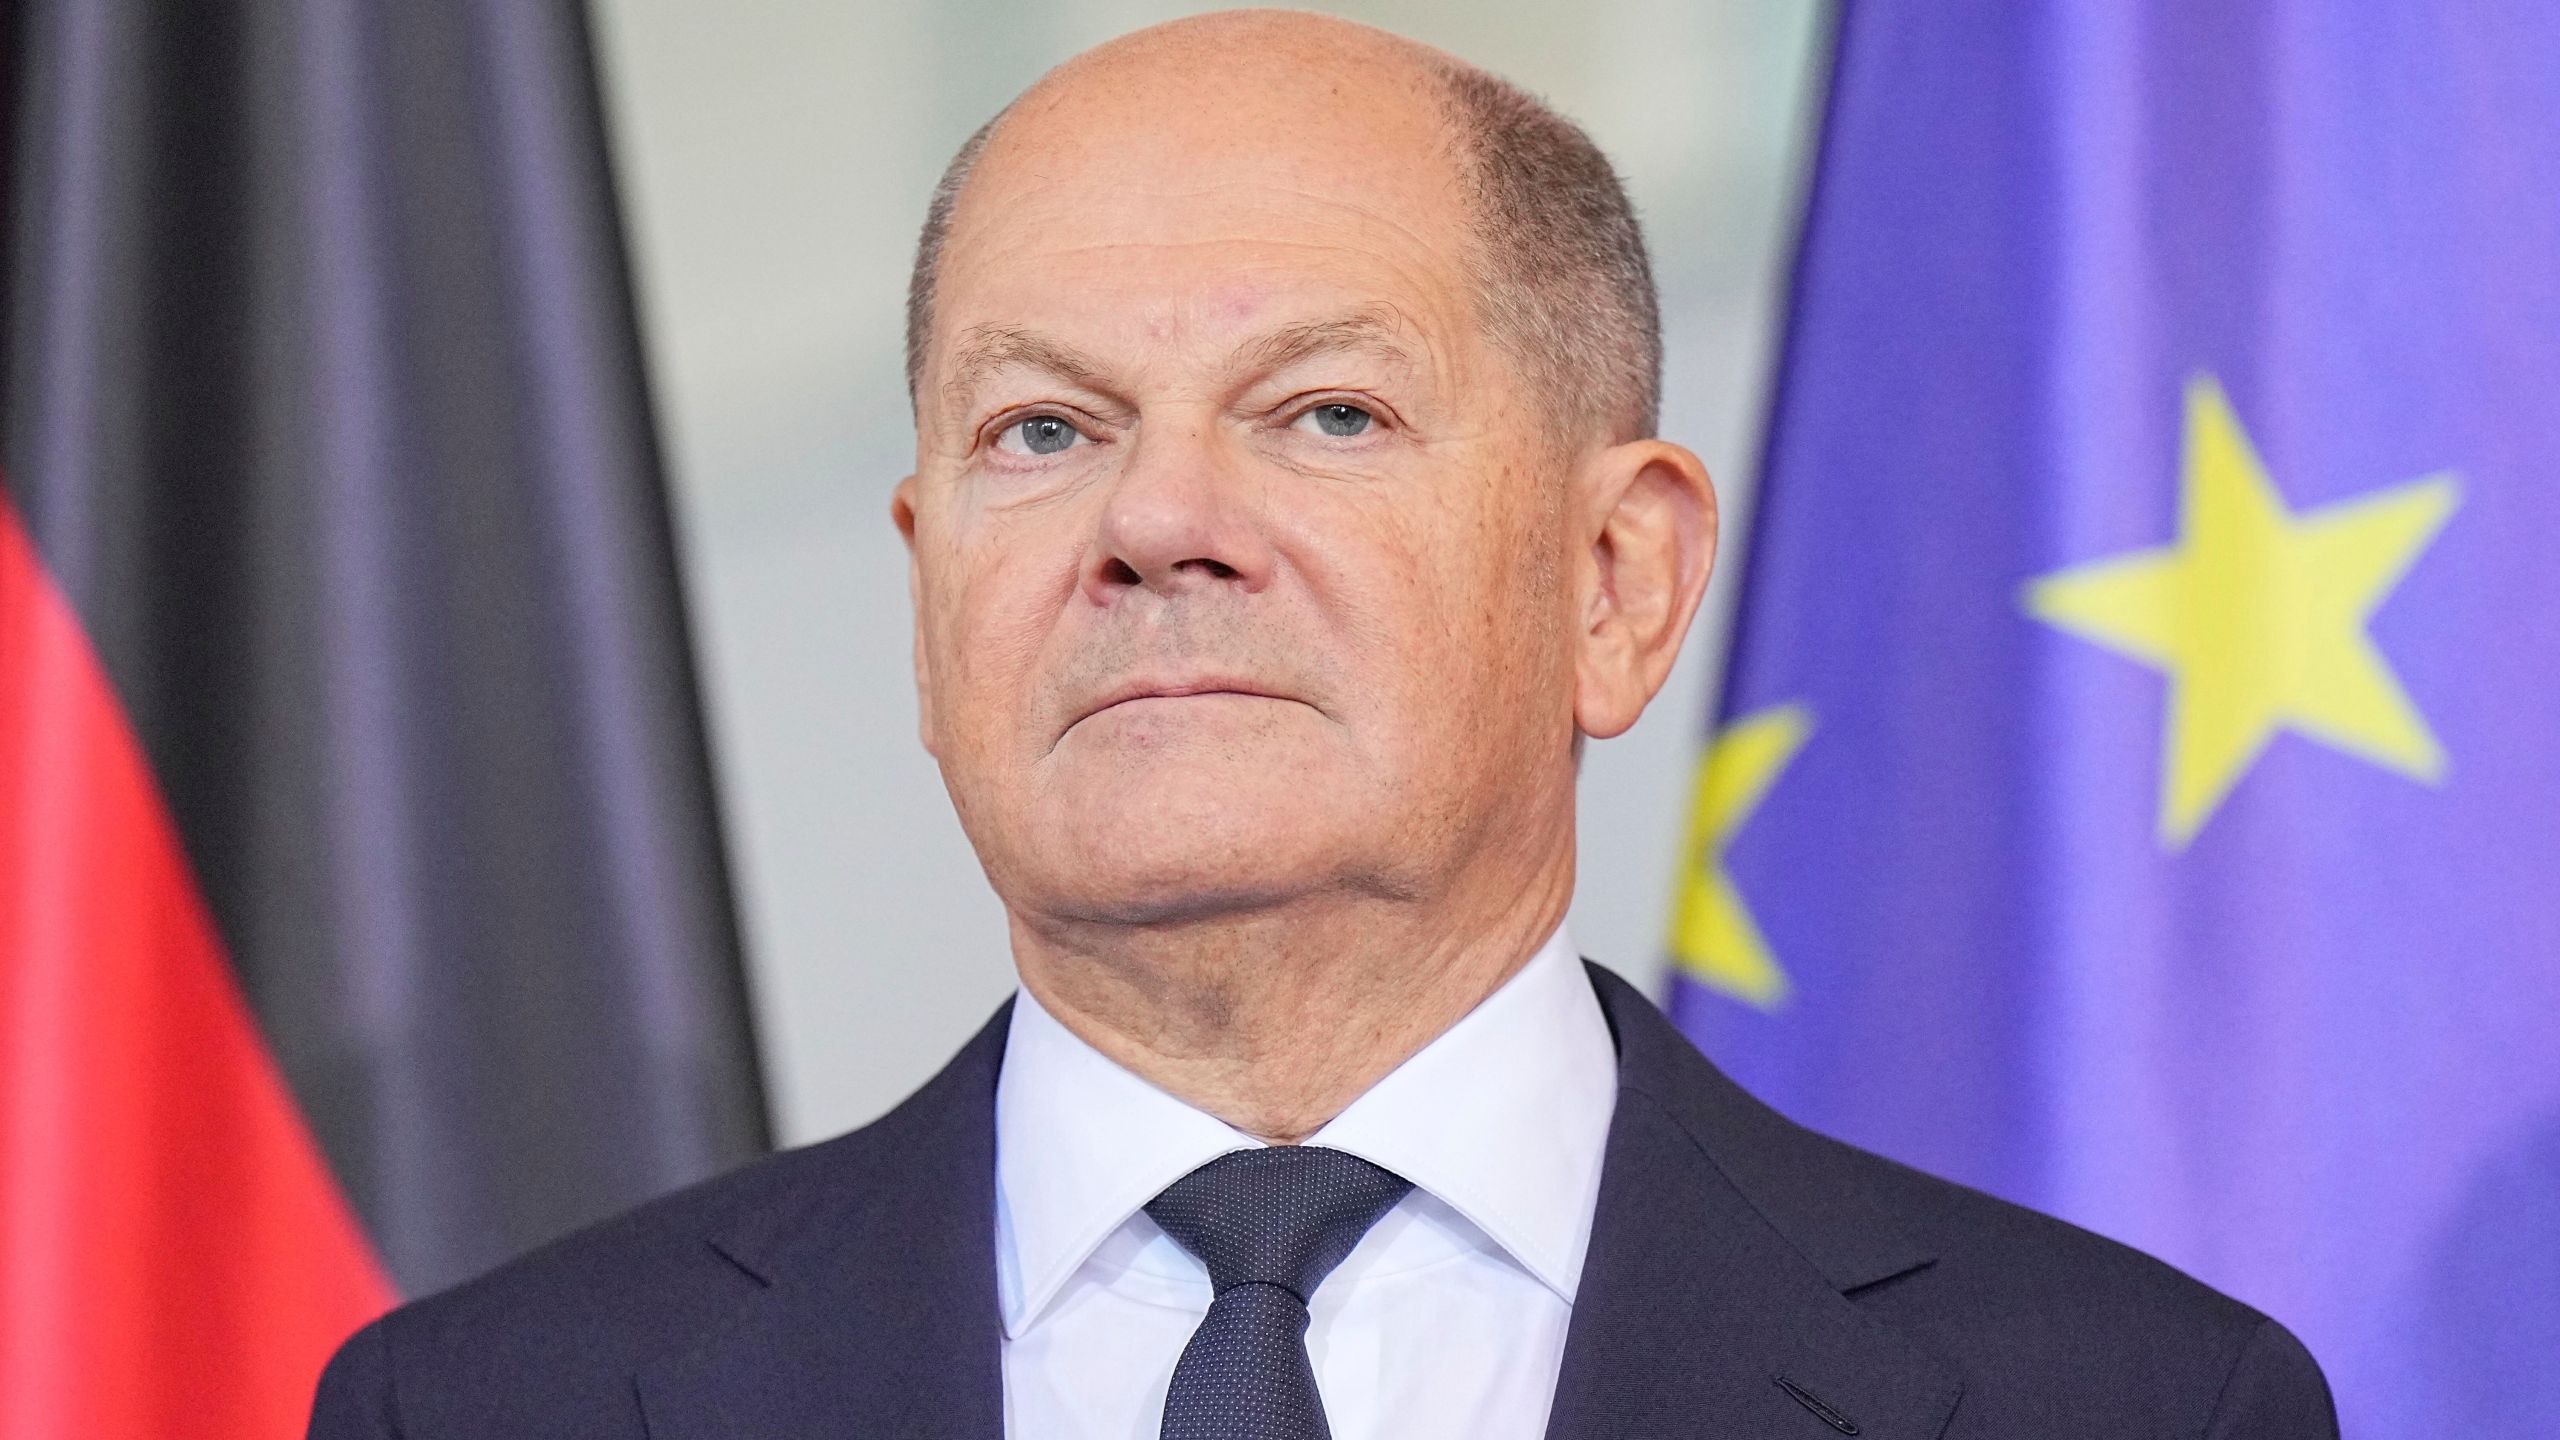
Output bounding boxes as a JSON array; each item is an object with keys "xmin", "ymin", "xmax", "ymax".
[
  {"xmin": 391, "ymin": 998, "xmax": 1005, "ymax": 1333},
  {"xmin": 1788, "ymin": 1128, "xmax": 2334, "ymax": 1433},
  {"xmin": 429, "ymin": 1126, "xmax": 848, "ymax": 1315},
  {"xmin": 317, "ymin": 1118, "xmax": 901, "ymax": 1438},
  {"xmin": 311, "ymin": 1005, "xmax": 1010, "ymax": 1438},
  {"xmin": 1590, "ymin": 966, "xmax": 2331, "ymax": 1429},
  {"xmin": 1607, "ymin": 985, "xmax": 2260, "ymax": 1339},
  {"xmin": 1843, "ymin": 1136, "xmax": 2253, "ymax": 1320}
]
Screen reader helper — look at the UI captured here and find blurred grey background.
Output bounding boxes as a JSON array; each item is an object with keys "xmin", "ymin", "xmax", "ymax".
[{"xmin": 584, "ymin": 1, "xmax": 1828, "ymax": 1145}]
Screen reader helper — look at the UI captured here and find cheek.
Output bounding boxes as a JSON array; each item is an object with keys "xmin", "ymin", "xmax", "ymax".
[
  {"xmin": 1307, "ymin": 501, "xmax": 1528, "ymax": 747},
  {"xmin": 1401, "ymin": 478, "xmax": 1562, "ymax": 650},
  {"xmin": 923, "ymin": 540, "xmax": 1076, "ymax": 756},
  {"xmin": 1389, "ymin": 488, "xmax": 1578, "ymax": 752}
]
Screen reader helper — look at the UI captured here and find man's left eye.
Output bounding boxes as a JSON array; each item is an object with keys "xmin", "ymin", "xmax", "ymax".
[{"xmin": 1294, "ymin": 403, "xmax": 1374, "ymax": 438}]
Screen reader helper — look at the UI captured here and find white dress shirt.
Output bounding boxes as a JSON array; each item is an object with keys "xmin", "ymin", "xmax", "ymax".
[{"xmin": 993, "ymin": 927, "xmax": 1618, "ymax": 1440}]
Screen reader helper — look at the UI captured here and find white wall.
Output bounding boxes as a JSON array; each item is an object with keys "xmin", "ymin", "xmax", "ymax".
[{"xmin": 587, "ymin": 0, "xmax": 1827, "ymax": 1145}]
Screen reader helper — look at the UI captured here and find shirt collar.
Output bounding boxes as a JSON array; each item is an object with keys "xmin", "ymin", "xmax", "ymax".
[
  {"xmin": 993, "ymin": 926, "xmax": 1617, "ymax": 1336},
  {"xmin": 993, "ymin": 978, "xmax": 1256, "ymax": 1338}
]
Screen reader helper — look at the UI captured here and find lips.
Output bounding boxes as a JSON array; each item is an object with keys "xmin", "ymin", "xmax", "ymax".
[{"xmin": 1071, "ymin": 677, "xmax": 1296, "ymax": 727}]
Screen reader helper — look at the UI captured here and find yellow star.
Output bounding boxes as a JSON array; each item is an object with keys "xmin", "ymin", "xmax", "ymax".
[
  {"xmin": 2023, "ymin": 375, "xmax": 2458, "ymax": 849},
  {"xmin": 1667, "ymin": 703, "xmax": 1812, "ymax": 1008}
]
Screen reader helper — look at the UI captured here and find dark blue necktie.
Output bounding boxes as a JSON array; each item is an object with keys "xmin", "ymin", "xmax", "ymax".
[{"xmin": 1144, "ymin": 1146, "xmax": 1414, "ymax": 1440}]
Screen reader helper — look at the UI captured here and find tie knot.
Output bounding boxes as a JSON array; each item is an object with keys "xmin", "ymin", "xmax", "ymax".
[{"xmin": 1144, "ymin": 1147, "xmax": 1412, "ymax": 1303}]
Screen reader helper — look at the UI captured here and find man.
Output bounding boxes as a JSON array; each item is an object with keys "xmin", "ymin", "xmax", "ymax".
[{"xmin": 311, "ymin": 11, "xmax": 2337, "ymax": 1438}]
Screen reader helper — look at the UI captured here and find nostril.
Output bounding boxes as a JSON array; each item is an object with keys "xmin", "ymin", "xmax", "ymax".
[
  {"xmin": 1101, "ymin": 557, "xmax": 1142, "ymax": 586},
  {"xmin": 1178, "ymin": 557, "xmax": 1240, "ymax": 580}
]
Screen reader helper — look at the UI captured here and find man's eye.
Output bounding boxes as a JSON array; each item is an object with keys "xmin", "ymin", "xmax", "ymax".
[
  {"xmin": 997, "ymin": 415, "xmax": 1087, "ymax": 456},
  {"xmin": 1295, "ymin": 403, "xmax": 1373, "ymax": 438}
]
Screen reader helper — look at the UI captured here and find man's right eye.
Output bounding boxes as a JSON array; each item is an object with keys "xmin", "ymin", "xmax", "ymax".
[{"xmin": 996, "ymin": 415, "xmax": 1088, "ymax": 456}]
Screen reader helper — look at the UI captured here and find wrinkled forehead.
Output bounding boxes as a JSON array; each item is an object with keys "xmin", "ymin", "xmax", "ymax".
[{"xmin": 928, "ymin": 55, "xmax": 1480, "ymax": 386}]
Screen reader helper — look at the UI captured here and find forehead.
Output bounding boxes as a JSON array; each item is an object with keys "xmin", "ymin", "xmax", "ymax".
[{"xmin": 931, "ymin": 57, "xmax": 1478, "ymax": 371}]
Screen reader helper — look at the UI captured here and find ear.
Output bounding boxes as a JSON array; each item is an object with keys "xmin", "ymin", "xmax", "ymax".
[
  {"xmin": 891, "ymin": 474, "xmax": 939, "ymax": 755},
  {"xmin": 1572, "ymin": 439, "xmax": 1717, "ymax": 740}
]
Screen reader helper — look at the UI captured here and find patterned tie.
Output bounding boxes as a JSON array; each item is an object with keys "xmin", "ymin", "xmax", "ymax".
[{"xmin": 1144, "ymin": 1146, "xmax": 1414, "ymax": 1440}]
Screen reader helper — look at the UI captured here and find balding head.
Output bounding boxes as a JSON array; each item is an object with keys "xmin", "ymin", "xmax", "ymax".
[
  {"xmin": 906, "ymin": 11, "xmax": 1660, "ymax": 444},
  {"xmin": 890, "ymin": 11, "xmax": 1712, "ymax": 1127}
]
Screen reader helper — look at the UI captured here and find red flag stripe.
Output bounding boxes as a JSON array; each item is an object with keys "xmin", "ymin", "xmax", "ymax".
[{"xmin": 1, "ymin": 492, "xmax": 394, "ymax": 1440}]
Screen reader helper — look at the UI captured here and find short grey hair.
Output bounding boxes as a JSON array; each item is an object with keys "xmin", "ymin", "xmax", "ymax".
[
  {"xmin": 903, "ymin": 111, "xmax": 1003, "ymax": 402},
  {"xmin": 904, "ymin": 61, "xmax": 1661, "ymax": 443}
]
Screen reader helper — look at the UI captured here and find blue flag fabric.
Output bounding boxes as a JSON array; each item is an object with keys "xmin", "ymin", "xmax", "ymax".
[{"xmin": 1664, "ymin": 6, "xmax": 2560, "ymax": 1434}]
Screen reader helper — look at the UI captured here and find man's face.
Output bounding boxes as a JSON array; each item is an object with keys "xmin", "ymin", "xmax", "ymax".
[{"xmin": 897, "ymin": 53, "xmax": 1582, "ymax": 930}]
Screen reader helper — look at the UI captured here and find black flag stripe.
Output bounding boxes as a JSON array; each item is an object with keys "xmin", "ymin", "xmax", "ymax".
[{"xmin": 1, "ymin": 0, "xmax": 769, "ymax": 1295}]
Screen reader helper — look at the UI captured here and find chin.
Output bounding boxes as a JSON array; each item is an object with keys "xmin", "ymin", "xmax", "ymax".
[
  {"xmin": 1042, "ymin": 864, "xmax": 1324, "ymax": 927},
  {"xmin": 1016, "ymin": 745, "xmax": 1375, "ymax": 926}
]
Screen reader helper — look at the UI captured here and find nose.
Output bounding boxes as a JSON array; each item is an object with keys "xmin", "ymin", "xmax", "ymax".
[{"xmin": 1082, "ymin": 417, "xmax": 1276, "ymax": 604}]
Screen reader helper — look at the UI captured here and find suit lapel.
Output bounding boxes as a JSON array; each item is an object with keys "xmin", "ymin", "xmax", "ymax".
[
  {"xmin": 1545, "ymin": 967, "xmax": 1964, "ymax": 1440},
  {"xmin": 636, "ymin": 1004, "xmax": 1013, "ymax": 1440}
]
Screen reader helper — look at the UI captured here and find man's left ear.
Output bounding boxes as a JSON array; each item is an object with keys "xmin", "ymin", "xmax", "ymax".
[{"xmin": 1572, "ymin": 438, "xmax": 1717, "ymax": 739}]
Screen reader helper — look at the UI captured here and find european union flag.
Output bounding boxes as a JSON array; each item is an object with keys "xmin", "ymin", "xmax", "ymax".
[{"xmin": 1666, "ymin": 6, "xmax": 2560, "ymax": 1434}]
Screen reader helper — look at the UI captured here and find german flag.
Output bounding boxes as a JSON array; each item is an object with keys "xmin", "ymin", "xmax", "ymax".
[{"xmin": 0, "ymin": 4, "xmax": 768, "ymax": 1435}]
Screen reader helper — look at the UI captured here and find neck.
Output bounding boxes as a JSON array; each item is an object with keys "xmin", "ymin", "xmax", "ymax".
[{"xmin": 1008, "ymin": 843, "xmax": 1576, "ymax": 1144}]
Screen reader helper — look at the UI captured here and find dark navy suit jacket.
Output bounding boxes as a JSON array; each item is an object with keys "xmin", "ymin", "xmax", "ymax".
[{"xmin": 309, "ymin": 963, "xmax": 2337, "ymax": 1438}]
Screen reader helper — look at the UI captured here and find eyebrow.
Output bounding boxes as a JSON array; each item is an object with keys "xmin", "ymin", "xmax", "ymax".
[
  {"xmin": 939, "ymin": 307, "xmax": 1424, "ymax": 418},
  {"xmin": 941, "ymin": 325, "xmax": 1115, "ymax": 415}
]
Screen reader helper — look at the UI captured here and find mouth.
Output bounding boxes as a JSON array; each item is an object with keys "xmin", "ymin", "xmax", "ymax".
[{"xmin": 1071, "ymin": 678, "xmax": 1298, "ymax": 728}]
